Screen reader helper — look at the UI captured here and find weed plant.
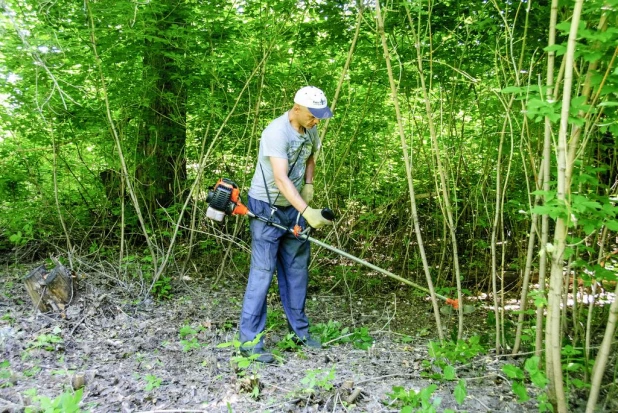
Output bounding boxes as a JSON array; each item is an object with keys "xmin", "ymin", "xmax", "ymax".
[
  {"xmin": 300, "ymin": 366, "xmax": 336, "ymax": 393},
  {"xmin": 178, "ymin": 324, "xmax": 205, "ymax": 352},
  {"xmin": 24, "ymin": 388, "xmax": 83, "ymax": 413},
  {"xmin": 422, "ymin": 336, "xmax": 485, "ymax": 381},
  {"xmin": 309, "ymin": 321, "xmax": 374, "ymax": 349},
  {"xmin": 502, "ymin": 356, "xmax": 552, "ymax": 412}
]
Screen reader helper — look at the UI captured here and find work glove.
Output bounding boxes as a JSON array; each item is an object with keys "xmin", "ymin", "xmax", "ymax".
[
  {"xmin": 302, "ymin": 206, "xmax": 334, "ymax": 229},
  {"xmin": 300, "ymin": 183, "xmax": 314, "ymax": 204}
]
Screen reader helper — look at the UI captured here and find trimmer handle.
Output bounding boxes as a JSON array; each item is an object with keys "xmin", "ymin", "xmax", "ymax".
[{"xmin": 321, "ymin": 208, "xmax": 335, "ymax": 221}]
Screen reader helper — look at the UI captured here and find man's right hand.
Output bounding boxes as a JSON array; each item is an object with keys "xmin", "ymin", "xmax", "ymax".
[{"xmin": 302, "ymin": 207, "xmax": 334, "ymax": 229}]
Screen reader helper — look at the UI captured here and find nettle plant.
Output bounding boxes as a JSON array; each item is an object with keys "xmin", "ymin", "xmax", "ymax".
[
  {"xmin": 24, "ymin": 326, "xmax": 64, "ymax": 357},
  {"xmin": 502, "ymin": 356, "xmax": 552, "ymax": 413},
  {"xmin": 178, "ymin": 324, "xmax": 205, "ymax": 352},
  {"xmin": 300, "ymin": 366, "xmax": 336, "ymax": 394},
  {"xmin": 309, "ymin": 320, "xmax": 374, "ymax": 350},
  {"xmin": 24, "ymin": 388, "xmax": 83, "ymax": 413},
  {"xmin": 385, "ymin": 382, "xmax": 466, "ymax": 413},
  {"xmin": 217, "ymin": 333, "xmax": 272, "ymax": 373},
  {"xmin": 422, "ymin": 336, "xmax": 485, "ymax": 381}
]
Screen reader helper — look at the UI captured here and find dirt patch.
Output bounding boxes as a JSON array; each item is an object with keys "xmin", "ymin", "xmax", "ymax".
[{"xmin": 1, "ymin": 262, "xmax": 546, "ymax": 412}]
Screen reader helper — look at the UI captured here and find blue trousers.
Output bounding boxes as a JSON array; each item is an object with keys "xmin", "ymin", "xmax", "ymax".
[{"xmin": 239, "ymin": 196, "xmax": 311, "ymax": 350}]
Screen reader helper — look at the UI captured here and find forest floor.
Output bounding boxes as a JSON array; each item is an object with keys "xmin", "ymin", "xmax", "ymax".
[{"xmin": 0, "ymin": 259, "xmax": 583, "ymax": 413}]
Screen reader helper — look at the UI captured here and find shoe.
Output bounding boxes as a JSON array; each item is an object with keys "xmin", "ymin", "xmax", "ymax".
[
  {"xmin": 240, "ymin": 348, "xmax": 275, "ymax": 364},
  {"xmin": 293, "ymin": 335, "xmax": 322, "ymax": 349}
]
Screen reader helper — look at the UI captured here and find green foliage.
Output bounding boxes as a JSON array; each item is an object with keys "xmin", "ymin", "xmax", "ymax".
[
  {"xmin": 561, "ymin": 345, "xmax": 592, "ymax": 391},
  {"xmin": 8, "ymin": 224, "xmax": 33, "ymax": 246},
  {"xmin": 217, "ymin": 334, "xmax": 269, "ymax": 373},
  {"xmin": 23, "ymin": 365, "xmax": 41, "ymax": 378},
  {"xmin": 24, "ymin": 388, "xmax": 83, "ymax": 413},
  {"xmin": 276, "ymin": 333, "xmax": 302, "ymax": 351},
  {"xmin": 266, "ymin": 309, "xmax": 286, "ymax": 331},
  {"xmin": 144, "ymin": 374, "xmax": 162, "ymax": 392},
  {"xmin": 422, "ymin": 336, "xmax": 485, "ymax": 381},
  {"xmin": 349, "ymin": 327, "xmax": 374, "ymax": 350},
  {"xmin": 531, "ymin": 187, "xmax": 618, "ymax": 241},
  {"xmin": 300, "ymin": 366, "xmax": 336, "ymax": 393},
  {"xmin": 152, "ymin": 275, "xmax": 173, "ymax": 300},
  {"xmin": 178, "ymin": 324, "xmax": 205, "ymax": 352},
  {"xmin": 309, "ymin": 321, "xmax": 374, "ymax": 350},
  {"xmin": 121, "ymin": 255, "xmax": 173, "ymax": 300},
  {"xmin": 385, "ymin": 384, "xmax": 441, "ymax": 413},
  {"xmin": 310, "ymin": 320, "xmax": 345, "ymax": 344},
  {"xmin": 26, "ymin": 327, "xmax": 63, "ymax": 352},
  {"xmin": 0, "ymin": 360, "xmax": 13, "ymax": 388},
  {"xmin": 502, "ymin": 356, "xmax": 552, "ymax": 412},
  {"xmin": 454, "ymin": 379, "xmax": 467, "ymax": 405}
]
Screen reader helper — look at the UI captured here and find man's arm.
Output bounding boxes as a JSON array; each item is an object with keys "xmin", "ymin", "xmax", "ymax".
[
  {"xmin": 304, "ymin": 155, "xmax": 315, "ymax": 184},
  {"xmin": 271, "ymin": 156, "xmax": 308, "ymax": 212}
]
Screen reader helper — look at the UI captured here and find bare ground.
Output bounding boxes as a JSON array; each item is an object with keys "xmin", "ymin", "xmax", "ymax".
[{"xmin": 0, "ymin": 261, "xmax": 568, "ymax": 412}]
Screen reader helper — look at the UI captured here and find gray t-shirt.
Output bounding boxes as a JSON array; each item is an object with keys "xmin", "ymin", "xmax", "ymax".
[{"xmin": 248, "ymin": 111, "xmax": 320, "ymax": 206}]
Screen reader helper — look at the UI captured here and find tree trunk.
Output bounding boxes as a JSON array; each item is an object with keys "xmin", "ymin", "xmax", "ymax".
[{"xmin": 136, "ymin": 1, "xmax": 187, "ymax": 211}]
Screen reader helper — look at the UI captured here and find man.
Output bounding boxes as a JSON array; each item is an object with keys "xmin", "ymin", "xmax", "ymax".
[{"xmin": 239, "ymin": 86, "xmax": 334, "ymax": 363}]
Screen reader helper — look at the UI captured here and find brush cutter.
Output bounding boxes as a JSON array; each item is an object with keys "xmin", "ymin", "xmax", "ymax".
[{"xmin": 206, "ymin": 178, "xmax": 460, "ymax": 310}]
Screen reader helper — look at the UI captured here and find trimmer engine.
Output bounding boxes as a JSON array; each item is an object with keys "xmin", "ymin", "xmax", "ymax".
[{"xmin": 206, "ymin": 178, "xmax": 249, "ymax": 221}]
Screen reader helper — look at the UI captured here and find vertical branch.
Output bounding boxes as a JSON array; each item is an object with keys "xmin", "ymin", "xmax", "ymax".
[
  {"xmin": 119, "ymin": 170, "xmax": 126, "ymax": 268},
  {"xmin": 377, "ymin": 1, "xmax": 444, "ymax": 341},
  {"xmin": 585, "ymin": 281, "xmax": 618, "ymax": 412},
  {"xmin": 404, "ymin": 2, "xmax": 464, "ymax": 339},
  {"xmin": 490, "ymin": 98, "xmax": 507, "ymax": 353},
  {"xmin": 51, "ymin": 126, "xmax": 74, "ymax": 268},
  {"xmin": 532, "ymin": 0, "xmax": 560, "ymax": 361},
  {"xmin": 545, "ymin": 0, "xmax": 585, "ymax": 410}
]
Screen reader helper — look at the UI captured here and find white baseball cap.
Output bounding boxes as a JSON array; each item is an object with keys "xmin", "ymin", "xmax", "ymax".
[{"xmin": 294, "ymin": 86, "xmax": 333, "ymax": 119}]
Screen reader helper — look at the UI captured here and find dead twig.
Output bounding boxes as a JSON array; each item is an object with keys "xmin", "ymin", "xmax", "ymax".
[
  {"xmin": 69, "ymin": 312, "xmax": 89, "ymax": 336},
  {"xmin": 355, "ymin": 373, "xmax": 416, "ymax": 386},
  {"xmin": 346, "ymin": 387, "xmax": 363, "ymax": 404},
  {"xmin": 135, "ymin": 410, "xmax": 206, "ymax": 413}
]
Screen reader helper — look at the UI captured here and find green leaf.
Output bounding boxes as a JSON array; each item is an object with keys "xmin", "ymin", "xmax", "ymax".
[
  {"xmin": 512, "ymin": 380, "xmax": 530, "ymax": 402},
  {"xmin": 454, "ymin": 379, "xmax": 467, "ymax": 405},
  {"xmin": 501, "ymin": 86, "xmax": 525, "ymax": 94},
  {"xmin": 443, "ymin": 364, "xmax": 456, "ymax": 380},
  {"xmin": 543, "ymin": 44, "xmax": 566, "ymax": 55},
  {"xmin": 605, "ymin": 220, "xmax": 618, "ymax": 231},
  {"xmin": 524, "ymin": 356, "xmax": 541, "ymax": 373},
  {"xmin": 529, "ymin": 371, "xmax": 549, "ymax": 388},
  {"xmin": 179, "ymin": 325, "xmax": 197, "ymax": 338},
  {"xmin": 502, "ymin": 364, "xmax": 524, "ymax": 380}
]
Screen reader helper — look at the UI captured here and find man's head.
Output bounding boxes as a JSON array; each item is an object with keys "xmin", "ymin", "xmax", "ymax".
[{"xmin": 293, "ymin": 86, "xmax": 333, "ymax": 120}]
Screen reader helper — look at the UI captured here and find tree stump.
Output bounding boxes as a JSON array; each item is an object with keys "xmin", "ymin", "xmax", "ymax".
[{"xmin": 24, "ymin": 261, "xmax": 74, "ymax": 313}]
